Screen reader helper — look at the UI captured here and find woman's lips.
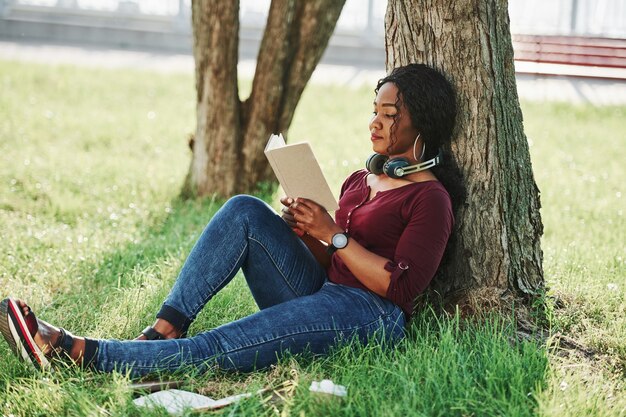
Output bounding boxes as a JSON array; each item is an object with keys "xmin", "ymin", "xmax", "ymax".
[{"xmin": 371, "ymin": 134, "xmax": 383, "ymax": 141}]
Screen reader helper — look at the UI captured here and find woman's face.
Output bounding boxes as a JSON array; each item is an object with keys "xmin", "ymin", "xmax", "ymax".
[{"xmin": 369, "ymin": 82, "xmax": 419, "ymax": 159}]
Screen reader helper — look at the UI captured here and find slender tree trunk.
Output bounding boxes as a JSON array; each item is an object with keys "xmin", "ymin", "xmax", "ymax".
[
  {"xmin": 184, "ymin": 0, "xmax": 345, "ymax": 197},
  {"xmin": 385, "ymin": 0, "xmax": 544, "ymax": 305}
]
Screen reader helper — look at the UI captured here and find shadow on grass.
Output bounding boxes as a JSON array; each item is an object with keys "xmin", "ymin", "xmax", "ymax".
[
  {"xmin": 1, "ymin": 192, "xmax": 549, "ymax": 417},
  {"xmin": 44, "ymin": 194, "xmax": 263, "ymax": 340}
]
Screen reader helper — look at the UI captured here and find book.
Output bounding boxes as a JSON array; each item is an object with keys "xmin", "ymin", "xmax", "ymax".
[{"xmin": 264, "ymin": 133, "xmax": 339, "ymax": 211}]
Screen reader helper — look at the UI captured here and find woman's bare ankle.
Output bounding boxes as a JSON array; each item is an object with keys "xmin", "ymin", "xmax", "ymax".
[
  {"xmin": 69, "ymin": 337, "xmax": 86, "ymax": 364},
  {"xmin": 152, "ymin": 319, "xmax": 181, "ymax": 339},
  {"xmin": 135, "ymin": 319, "xmax": 181, "ymax": 340},
  {"xmin": 30, "ymin": 320, "xmax": 84, "ymax": 364}
]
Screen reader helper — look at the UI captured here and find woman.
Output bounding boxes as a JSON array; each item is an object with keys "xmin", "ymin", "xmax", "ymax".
[{"xmin": 1, "ymin": 63, "xmax": 462, "ymax": 377}]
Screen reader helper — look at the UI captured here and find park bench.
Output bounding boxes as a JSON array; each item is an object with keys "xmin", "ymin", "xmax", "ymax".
[{"xmin": 512, "ymin": 34, "xmax": 626, "ymax": 80}]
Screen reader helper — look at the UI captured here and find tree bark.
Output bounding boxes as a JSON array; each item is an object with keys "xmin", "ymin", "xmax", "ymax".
[
  {"xmin": 186, "ymin": 0, "xmax": 241, "ymax": 197},
  {"xmin": 385, "ymin": 0, "xmax": 544, "ymax": 304},
  {"xmin": 185, "ymin": 0, "xmax": 345, "ymax": 197}
]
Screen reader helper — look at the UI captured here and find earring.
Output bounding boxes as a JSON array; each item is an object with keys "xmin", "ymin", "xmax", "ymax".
[{"xmin": 412, "ymin": 133, "xmax": 422, "ymax": 161}]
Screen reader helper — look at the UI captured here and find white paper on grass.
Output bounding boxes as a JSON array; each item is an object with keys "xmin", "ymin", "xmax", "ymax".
[
  {"xmin": 133, "ymin": 389, "xmax": 216, "ymax": 415},
  {"xmin": 309, "ymin": 379, "xmax": 347, "ymax": 397},
  {"xmin": 133, "ymin": 389, "xmax": 255, "ymax": 415}
]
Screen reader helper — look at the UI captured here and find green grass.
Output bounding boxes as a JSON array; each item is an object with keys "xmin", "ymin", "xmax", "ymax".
[{"xmin": 0, "ymin": 59, "xmax": 624, "ymax": 416}]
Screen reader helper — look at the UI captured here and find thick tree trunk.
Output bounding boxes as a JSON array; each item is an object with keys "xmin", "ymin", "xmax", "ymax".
[
  {"xmin": 385, "ymin": 0, "xmax": 544, "ymax": 304},
  {"xmin": 187, "ymin": 0, "xmax": 241, "ymax": 197},
  {"xmin": 185, "ymin": 0, "xmax": 345, "ymax": 197}
]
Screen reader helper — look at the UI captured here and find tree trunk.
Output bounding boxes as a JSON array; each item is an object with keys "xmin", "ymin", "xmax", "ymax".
[
  {"xmin": 186, "ymin": 0, "xmax": 241, "ymax": 198},
  {"xmin": 385, "ymin": 0, "xmax": 544, "ymax": 305},
  {"xmin": 184, "ymin": 0, "xmax": 345, "ymax": 198}
]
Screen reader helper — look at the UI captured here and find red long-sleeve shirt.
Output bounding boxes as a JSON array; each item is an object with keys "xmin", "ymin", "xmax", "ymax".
[{"xmin": 327, "ymin": 169, "xmax": 453, "ymax": 320}]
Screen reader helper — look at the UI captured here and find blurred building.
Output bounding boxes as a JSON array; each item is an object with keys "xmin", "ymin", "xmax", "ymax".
[{"xmin": 1, "ymin": 0, "xmax": 625, "ymax": 103}]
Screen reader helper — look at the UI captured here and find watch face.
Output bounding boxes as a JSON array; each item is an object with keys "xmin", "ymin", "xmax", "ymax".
[{"xmin": 332, "ymin": 233, "xmax": 348, "ymax": 249}]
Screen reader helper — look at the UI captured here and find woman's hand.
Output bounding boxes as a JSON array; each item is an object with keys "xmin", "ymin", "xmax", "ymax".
[
  {"xmin": 289, "ymin": 198, "xmax": 343, "ymax": 244},
  {"xmin": 279, "ymin": 196, "xmax": 298, "ymax": 229}
]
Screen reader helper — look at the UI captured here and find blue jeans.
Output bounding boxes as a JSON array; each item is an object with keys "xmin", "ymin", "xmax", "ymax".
[{"xmin": 89, "ymin": 195, "xmax": 405, "ymax": 377}]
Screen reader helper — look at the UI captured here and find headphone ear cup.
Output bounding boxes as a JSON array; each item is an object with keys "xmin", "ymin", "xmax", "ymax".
[
  {"xmin": 365, "ymin": 153, "xmax": 388, "ymax": 175},
  {"xmin": 383, "ymin": 158, "xmax": 411, "ymax": 179}
]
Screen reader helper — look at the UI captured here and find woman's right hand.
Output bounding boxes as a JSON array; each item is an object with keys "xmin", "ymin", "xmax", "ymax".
[{"xmin": 280, "ymin": 196, "xmax": 304, "ymax": 235}]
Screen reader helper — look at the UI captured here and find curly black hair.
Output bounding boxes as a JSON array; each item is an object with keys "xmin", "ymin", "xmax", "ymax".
[{"xmin": 375, "ymin": 64, "xmax": 465, "ymax": 213}]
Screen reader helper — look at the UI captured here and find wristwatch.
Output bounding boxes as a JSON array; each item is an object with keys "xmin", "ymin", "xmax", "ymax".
[{"xmin": 327, "ymin": 232, "xmax": 350, "ymax": 255}]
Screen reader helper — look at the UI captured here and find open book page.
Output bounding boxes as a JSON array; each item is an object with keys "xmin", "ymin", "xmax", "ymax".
[
  {"xmin": 264, "ymin": 133, "xmax": 339, "ymax": 211},
  {"xmin": 264, "ymin": 132, "xmax": 286, "ymax": 151}
]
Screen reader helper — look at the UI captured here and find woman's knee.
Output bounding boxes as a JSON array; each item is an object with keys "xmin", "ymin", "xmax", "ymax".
[
  {"xmin": 223, "ymin": 195, "xmax": 271, "ymax": 214},
  {"xmin": 220, "ymin": 195, "xmax": 276, "ymax": 226}
]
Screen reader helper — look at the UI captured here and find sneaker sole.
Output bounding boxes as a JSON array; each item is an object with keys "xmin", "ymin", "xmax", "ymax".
[{"xmin": 0, "ymin": 298, "xmax": 50, "ymax": 370}]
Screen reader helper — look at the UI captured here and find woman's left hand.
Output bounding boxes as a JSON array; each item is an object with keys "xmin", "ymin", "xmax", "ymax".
[{"xmin": 289, "ymin": 198, "xmax": 343, "ymax": 244}]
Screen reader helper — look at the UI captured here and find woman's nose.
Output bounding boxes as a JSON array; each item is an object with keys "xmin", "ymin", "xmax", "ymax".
[{"xmin": 369, "ymin": 114, "xmax": 381, "ymax": 130}]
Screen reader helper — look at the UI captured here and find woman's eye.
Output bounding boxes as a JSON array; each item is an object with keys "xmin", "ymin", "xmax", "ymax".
[{"xmin": 372, "ymin": 112, "xmax": 397, "ymax": 119}]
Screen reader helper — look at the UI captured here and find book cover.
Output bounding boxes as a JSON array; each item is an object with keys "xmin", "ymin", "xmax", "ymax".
[{"xmin": 264, "ymin": 133, "xmax": 339, "ymax": 211}]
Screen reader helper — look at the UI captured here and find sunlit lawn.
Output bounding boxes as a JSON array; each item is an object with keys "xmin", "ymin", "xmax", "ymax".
[{"xmin": 0, "ymin": 60, "xmax": 623, "ymax": 416}]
